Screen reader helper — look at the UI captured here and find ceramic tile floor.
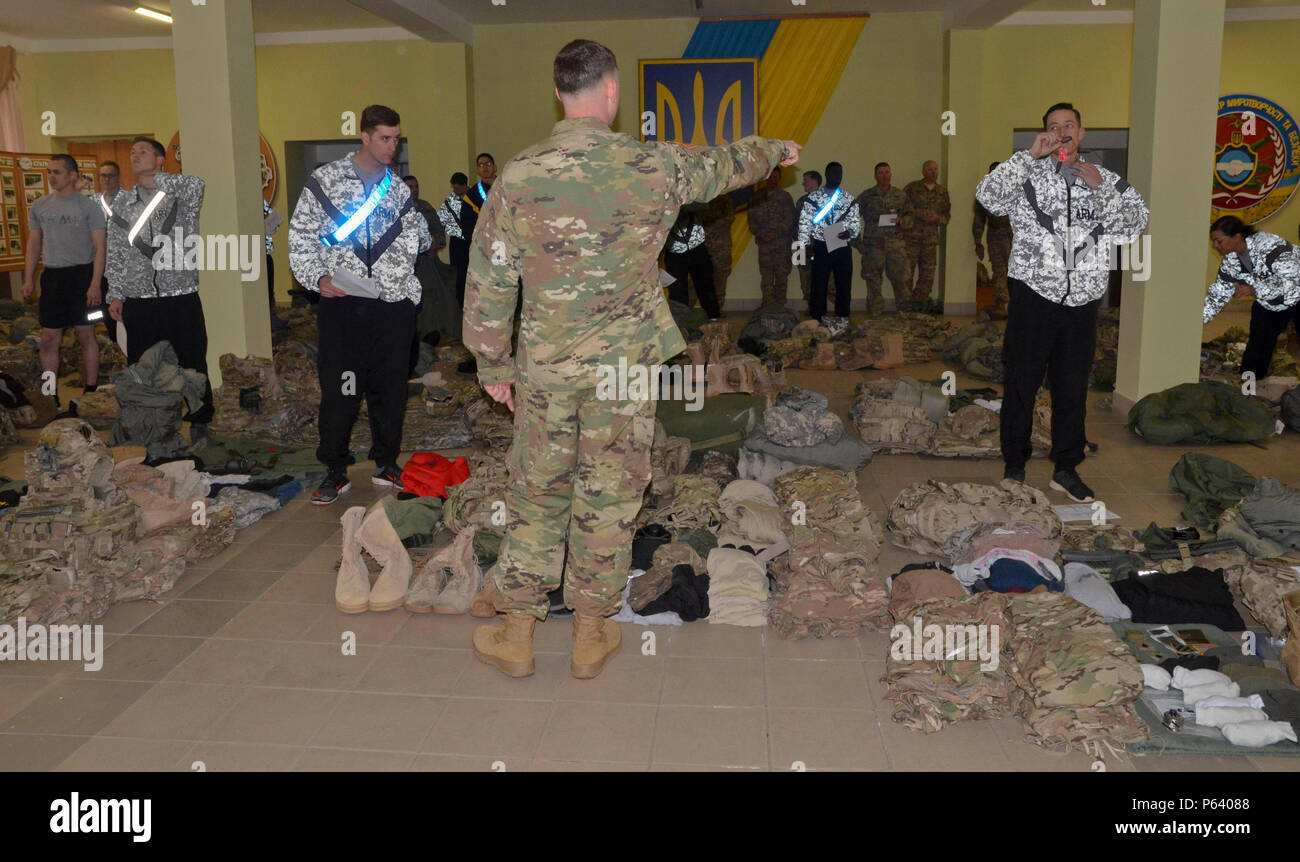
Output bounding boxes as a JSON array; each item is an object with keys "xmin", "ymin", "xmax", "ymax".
[{"xmin": 3, "ymin": 306, "xmax": 1299, "ymax": 772}]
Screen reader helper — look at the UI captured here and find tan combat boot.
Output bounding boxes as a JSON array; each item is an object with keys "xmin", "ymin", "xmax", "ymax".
[
  {"xmin": 358, "ymin": 501, "xmax": 412, "ymax": 612},
  {"xmin": 571, "ymin": 613, "xmax": 622, "ymax": 680},
  {"xmin": 473, "ymin": 612, "xmax": 536, "ymax": 678},
  {"xmin": 470, "ymin": 565, "xmax": 500, "ymax": 618},
  {"xmin": 335, "ymin": 506, "xmax": 370, "ymax": 614}
]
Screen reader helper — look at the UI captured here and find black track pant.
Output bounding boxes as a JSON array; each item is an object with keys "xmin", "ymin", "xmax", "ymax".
[
  {"xmin": 122, "ymin": 292, "xmax": 214, "ymax": 423},
  {"xmin": 316, "ymin": 295, "xmax": 416, "ymax": 472},
  {"xmin": 1000, "ymin": 279, "xmax": 1099, "ymax": 472},
  {"xmin": 810, "ymin": 240, "xmax": 852, "ymax": 319},
  {"xmin": 1240, "ymin": 300, "xmax": 1300, "ymax": 379},
  {"xmin": 450, "ymin": 238, "xmax": 470, "ymax": 313},
  {"xmin": 665, "ymin": 244, "xmax": 720, "ymax": 319}
]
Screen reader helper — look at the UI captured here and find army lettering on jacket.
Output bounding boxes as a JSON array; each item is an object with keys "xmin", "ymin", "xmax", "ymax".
[
  {"xmin": 288, "ymin": 155, "xmax": 432, "ymax": 303},
  {"xmin": 462, "ymin": 117, "xmax": 785, "ymax": 390},
  {"xmin": 975, "ymin": 150, "xmax": 1149, "ymax": 305},
  {"xmin": 105, "ymin": 172, "xmax": 205, "ymax": 302},
  {"xmin": 1203, "ymin": 231, "xmax": 1300, "ymax": 323},
  {"xmin": 796, "ymin": 186, "xmax": 863, "ymax": 246},
  {"xmin": 438, "ymin": 193, "xmax": 465, "ymax": 241}
]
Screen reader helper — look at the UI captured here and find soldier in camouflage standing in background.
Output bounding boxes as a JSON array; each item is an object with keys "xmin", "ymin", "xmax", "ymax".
[
  {"xmin": 903, "ymin": 160, "xmax": 951, "ymax": 310},
  {"xmin": 854, "ymin": 161, "xmax": 913, "ymax": 317},
  {"xmin": 747, "ymin": 167, "xmax": 796, "ymax": 308},
  {"xmin": 973, "ymin": 160, "xmax": 1013, "ymax": 320},
  {"xmin": 794, "ymin": 170, "xmax": 821, "ymax": 307},
  {"xmin": 462, "ymin": 38, "xmax": 800, "ymax": 680}
]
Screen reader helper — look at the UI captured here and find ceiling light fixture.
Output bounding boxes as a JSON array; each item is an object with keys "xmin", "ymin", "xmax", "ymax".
[{"xmin": 134, "ymin": 6, "xmax": 173, "ymax": 24}]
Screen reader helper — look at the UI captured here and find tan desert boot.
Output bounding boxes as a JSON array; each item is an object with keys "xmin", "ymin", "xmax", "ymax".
[
  {"xmin": 571, "ymin": 612, "xmax": 622, "ymax": 679},
  {"xmin": 335, "ymin": 506, "xmax": 369, "ymax": 614},
  {"xmin": 470, "ymin": 565, "xmax": 501, "ymax": 618},
  {"xmin": 358, "ymin": 502, "xmax": 412, "ymax": 612},
  {"xmin": 473, "ymin": 612, "xmax": 536, "ymax": 678}
]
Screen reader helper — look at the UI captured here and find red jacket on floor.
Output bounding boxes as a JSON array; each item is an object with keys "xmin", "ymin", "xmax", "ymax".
[{"xmin": 400, "ymin": 451, "xmax": 470, "ymax": 498}]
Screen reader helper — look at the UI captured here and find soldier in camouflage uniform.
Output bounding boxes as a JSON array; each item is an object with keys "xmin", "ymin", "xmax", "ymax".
[
  {"xmin": 747, "ymin": 168, "xmax": 796, "ymax": 308},
  {"xmin": 854, "ymin": 162, "xmax": 914, "ymax": 317},
  {"xmin": 702, "ymin": 193, "xmax": 735, "ymax": 312},
  {"xmin": 902, "ymin": 161, "xmax": 951, "ymax": 306},
  {"xmin": 794, "ymin": 171, "xmax": 821, "ymax": 305},
  {"xmin": 462, "ymin": 39, "xmax": 800, "ymax": 680},
  {"xmin": 972, "ymin": 160, "xmax": 1012, "ymax": 319}
]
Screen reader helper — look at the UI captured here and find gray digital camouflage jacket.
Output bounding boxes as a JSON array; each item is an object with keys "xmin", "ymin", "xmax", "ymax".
[
  {"xmin": 105, "ymin": 172, "xmax": 205, "ymax": 302},
  {"xmin": 1204, "ymin": 231, "xmax": 1300, "ymax": 322},
  {"xmin": 288, "ymin": 154, "xmax": 431, "ymax": 303},
  {"xmin": 796, "ymin": 186, "xmax": 863, "ymax": 246},
  {"xmin": 438, "ymin": 193, "xmax": 465, "ymax": 241},
  {"xmin": 975, "ymin": 149, "xmax": 1149, "ymax": 306}
]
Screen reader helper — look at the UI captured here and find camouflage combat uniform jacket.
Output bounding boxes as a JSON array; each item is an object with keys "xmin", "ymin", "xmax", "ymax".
[
  {"xmin": 901, "ymin": 180, "xmax": 950, "ymax": 246},
  {"xmin": 856, "ymin": 185, "xmax": 914, "ymax": 244},
  {"xmin": 975, "ymin": 150, "xmax": 1149, "ymax": 306},
  {"xmin": 1203, "ymin": 231, "xmax": 1300, "ymax": 322},
  {"xmin": 105, "ymin": 172, "xmax": 205, "ymax": 302},
  {"xmin": 288, "ymin": 154, "xmax": 432, "ymax": 303},
  {"xmin": 462, "ymin": 116, "xmax": 785, "ymax": 390}
]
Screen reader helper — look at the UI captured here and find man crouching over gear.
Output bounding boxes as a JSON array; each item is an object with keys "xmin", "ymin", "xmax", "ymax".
[
  {"xmin": 289, "ymin": 104, "xmax": 432, "ymax": 506},
  {"xmin": 976, "ymin": 102, "xmax": 1148, "ymax": 503},
  {"xmin": 462, "ymin": 38, "xmax": 800, "ymax": 680}
]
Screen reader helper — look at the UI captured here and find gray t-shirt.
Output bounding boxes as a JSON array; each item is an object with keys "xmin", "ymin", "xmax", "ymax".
[
  {"xmin": 351, "ymin": 157, "xmax": 386, "ymax": 196},
  {"xmin": 28, "ymin": 192, "xmax": 105, "ymax": 268}
]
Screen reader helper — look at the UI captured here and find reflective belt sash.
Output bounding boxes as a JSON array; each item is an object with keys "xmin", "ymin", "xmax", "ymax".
[
  {"xmin": 110, "ymin": 189, "xmax": 174, "ymax": 260},
  {"xmin": 812, "ymin": 188, "xmax": 841, "ymax": 225},
  {"xmin": 305, "ymin": 173, "xmax": 414, "ymax": 269}
]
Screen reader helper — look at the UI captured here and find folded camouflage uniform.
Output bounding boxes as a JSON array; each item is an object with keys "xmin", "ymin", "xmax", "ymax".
[
  {"xmin": 0, "ymin": 343, "xmax": 42, "ymax": 394},
  {"xmin": 443, "ymin": 455, "xmax": 510, "ymax": 534},
  {"xmin": 1219, "ymin": 558, "xmax": 1300, "ymax": 640},
  {"xmin": 75, "ymin": 385, "xmax": 120, "ymax": 429},
  {"xmin": 209, "ymin": 353, "xmax": 317, "ymax": 447},
  {"xmin": 765, "ymin": 388, "xmax": 843, "ymax": 447},
  {"xmin": 882, "ymin": 592, "xmax": 1015, "ymax": 732},
  {"xmin": 631, "ymin": 541, "xmax": 704, "ymax": 612},
  {"xmin": 215, "ymin": 486, "xmax": 281, "ymax": 529},
  {"xmin": 1004, "ymin": 592, "xmax": 1148, "ymax": 752},
  {"xmin": 718, "ymin": 479, "xmax": 786, "ymax": 546},
  {"xmin": 656, "ymin": 474, "xmax": 722, "ymax": 532},
  {"xmin": 696, "ymin": 450, "xmax": 737, "ymax": 488},
  {"xmin": 886, "ymin": 479, "xmax": 1061, "ymax": 557}
]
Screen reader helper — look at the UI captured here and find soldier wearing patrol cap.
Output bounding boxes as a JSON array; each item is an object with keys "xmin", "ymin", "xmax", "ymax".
[{"xmin": 462, "ymin": 38, "xmax": 801, "ymax": 680}]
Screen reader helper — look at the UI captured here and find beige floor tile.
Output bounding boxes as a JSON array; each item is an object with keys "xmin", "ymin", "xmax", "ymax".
[
  {"xmin": 131, "ymin": 599, "xmax": 248, "ymax": 638},
  {"xmin": 651, "ymin": 705, "xmax": 767, "ymax": 767},
  {"xmin": 95, "ymin": 600, "xmax": 165, "ymax": 634},
  {"xmin": 1131, "ymin": 754, "xmax": 1260, "ymax": 772},
  {"xmin": 259, "ymin": 520, "xmax": 342, "ymax": 547},
  {"xmin": 1244, "ymin": 755, "xmax": 1300, "ymax": 772},
  {"xmin": 875, "ymin": 716, "xmax": 1012, "ymax": 771},
  {"xmin": 766, "ymin": 659, "xmax": 873, "ymax": 710},
  {"xmin": 2, "ymin": 679, "xmax": 151, "ymax": 736},
  {"xmin": 409, "ymin": 754, "xmax": 531, "ymax": 772},
  {"xmin": 390, "ymin": 613, "xmax": 481, "ymax": 649},
  {"xmin": 165, "ymin": 639, "xmax": 288, "ymax": 686},
  {"xmin": 214, "ymin": 602, "xmax": 327, "ymax": 641},
  {"xmin": 72, "ymin": 635, "xmax": 201, "ymax": 682},
  {"xmin": 182, "ymin": 569, "xmax": 285, "ymax": 602},
  {"xmin": 300, "ymin": 607, "xmax": 410, "ymax": 646},
  {"xmin": 532, "ymin": 617, "xmax": 578, "ymax": 654},
  {"xmin": 259, "ymin": 641, "xmax": 379, "ymax": 690},
  {"xmin": 764, "ymin": 632, "xmax": 861, "ymax": 660},
  {"xmin": 857, "ymin": 629, "xmax": 893, "ymax": 659},
  {"xmin": 288, "ymin": 544, "xmax": 347, "ymax": 574},
  {"xmin": 649, "ymin": 762, "xmax": 765, "ymax": 772},
  {"xmin": 767, "ymin": 708, "xmax": 889, "ymax": 771},
  {"xmin": 661, "ymin": 657, "xmax": 764, "ymax": 707},
  {"xmin": 536, "ymin": 701, "xmax": 657, "ymax": 763},
  {"xmin": 554, "ymin": 653, "xmax": 665, "ymax": 704},
  {"xmin": 100, "ymin": 682, "xmax": 244, "ymax": 740},
  {"xmin": 453, "ymin": 651, "xmax": 569, "ymax": 699},
  {"xmin": 422, "ymin": 698, "xmax": 551, "ymax": 758},
  {"xmin": 0, "ymin": 734, "xmax": 92, "ymax": 771},
  {"xmin": 0, "ymin": 677, "xmax": 58, "ymax": 721},
  {"xmin": 668, "ymin": 623, "xmax": 763, "ymax": 658},
  {"xmin": 292, "ymin": 749, "xmax": 414, "ymax": 771},
  {"xmin": 222, "ymin": 542, "xmax": 326, "ymax": 573},
  {"xmin": 55, "ymin": 737, "xmax": 194, "ymax": 772},
  {"xmin": 256, "ymin": 570, "xmax": 336, "ymax": 605},
  {"xmin": 311, "ymin": 692, "xmax": 444, "ymax": 751},
  {"xmin": 355, "ymin": 647, "xmax": 471, "ymax": 696},
  {"xmin": 177, "ymin": 741, "xmax": 304, "ymax": 771},
  {"xmin": 205, "ymin": 688, "xmax": 341, "ymax": 745}
]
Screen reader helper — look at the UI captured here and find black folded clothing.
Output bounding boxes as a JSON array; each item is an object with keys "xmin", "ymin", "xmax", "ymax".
[
  {"xmin": 640, "ymin": 564, "xmax": 711, "ymax": 622},
  {"xmin": 631, "ymin": 524, "xmax": 672, "ymax": 571},
  {"xmin": 1112, "ymin": 567, "xmax": 1246, "ymax": 631}
]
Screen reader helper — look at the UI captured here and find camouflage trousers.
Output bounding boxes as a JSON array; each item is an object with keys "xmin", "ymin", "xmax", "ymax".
[
  {"xmin": 494, "ymin": 377, "xmax": 656, "ymax": 620},
  {"xmin": 989, "ymin": 233, "xmax": 1011, "ymax": 311},
  {"xmin": 713, "ymin": 260, "xmax": 732, "ymax": 310},
  {"xmin": 797, "ymin": 263, "xmax": 811, "ymax": 304},
  {"xmin": 757, "ymin": 242, "xmax": 792, "ymax": 307},
  {"xmin": 906, "ymin": 239, "xmax": 939, "ymax": 303},
  {"xmin": 859, "ymin": 237, "xmax": 911, "ymax": 315}
]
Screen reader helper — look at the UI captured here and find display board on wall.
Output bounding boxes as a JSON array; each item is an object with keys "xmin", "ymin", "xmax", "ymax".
[{"xmin": 0, "ymin": 153, "xmax": 99, "ymax": 273}]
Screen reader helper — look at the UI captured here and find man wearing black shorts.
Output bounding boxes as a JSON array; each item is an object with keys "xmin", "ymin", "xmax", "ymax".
[{"xmin": 21, "ymin": 154, "xmax": 106, "ymax": 408}]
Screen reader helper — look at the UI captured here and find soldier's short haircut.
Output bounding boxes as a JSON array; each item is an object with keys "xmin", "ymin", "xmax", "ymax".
[
  {"xmin": 874, "ymin": 162, "xmax": 889, "ymax": 172},
  {"xmin": 101, "ymin": 160, "xmax": 120, "ymax": 174},
  {"xmin": 450, "ymin": 172, "xmax": 468, "ymax": 185},
  {"xmin": 825, "ymin": 162, "xmax": 843, "ymax": 186},
  {"xmin": 1042, "ymin": 102, "xmax": 1081, "ymax": 129},
  {"xmin": 402, "ymin": 175, "xmax": 418, "ymax": 184},
  {"xmin": 476, "ymin": 153, "xmax": 495, "ymax": 166},
  {"xmin": 132, "ymin": 136, "xmax": 166, "ymax": 158},
  {"xmin": 1211, "ymin": 215, "xmax": 1254, "ymax": 238},
  {"xmin": 50, "ymin": 154, "xmax": 78, "ymax": 175},
  {"xmin": 804, "ymin": 170, "xmax": 822, "ymax": 187},
  {"xmin": 361, "ymin": 104, "xmax": 401, "ymax": 133},
  {"xmin": 554, "ymin": 39, "xmax": 619, "ymax": 96},
  {"xmin": 988, "ymin": 161, "xmax": 1000, "ymax": 172}
]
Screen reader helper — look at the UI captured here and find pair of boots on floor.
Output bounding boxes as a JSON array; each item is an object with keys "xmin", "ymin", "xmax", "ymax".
[
  {"xmin": 336, "ymin": 503, "xmax": 481, "ymax": 615},
  {"xmin": 335, "ymin": 505, "xmax": 621, "ymax": 679}
]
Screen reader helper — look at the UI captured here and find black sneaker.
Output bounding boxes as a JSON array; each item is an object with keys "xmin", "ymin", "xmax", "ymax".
[
  {"xmin": 372, "ymin": 464, "xmax": 404, "ymax": 490},
  {"xmin": 312, "ymin": 471, "xmax": 351, "ymax": 506},
  {"xmin": 1050, "ymin": 468, "xmax": 1094, "ymax": 503},
  {"xmin": 1003, "ymin": 466, "xmax": 1026, "ymax": 483}
]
